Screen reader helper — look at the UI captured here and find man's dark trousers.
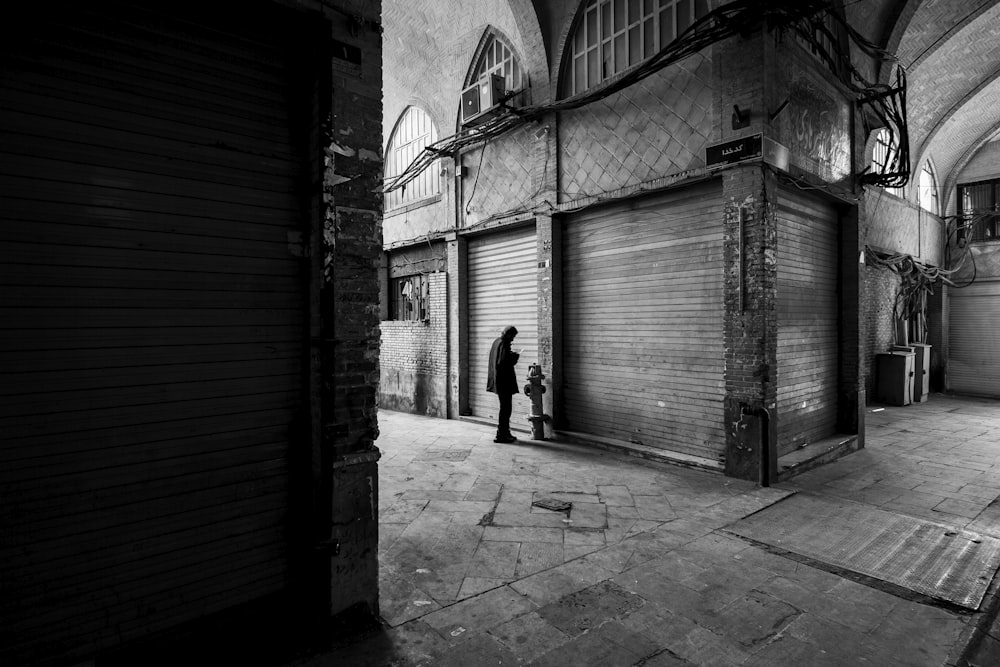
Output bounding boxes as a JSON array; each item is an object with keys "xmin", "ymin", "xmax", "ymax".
[{"xmin": 497, "ymin": 393, "xmax": 513, "ymax": 438}]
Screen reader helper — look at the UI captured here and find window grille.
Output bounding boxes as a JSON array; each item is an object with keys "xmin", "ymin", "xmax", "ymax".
[
  {"xmin": 471, "ymin": 32, "xmax": 524, "ymax": 93},
  {"xmin": 794, "ymin": 5, "xmax": 847, "ymax": 79},
  {"xmin": 385, "ymin": 107, "xmax": 440, "ymax": 211},
  {"xmin": 564, "ymin": 0, "xmax": 708, "ymax": 97},
  {"xmin": 959, "ymin": 180, "xmax": 1000, "ymax": 243},
  {"xmin": 392, "ymin": 274, "xmax": 429, "ymax": 321},
  {"xmin": 918, "ymin": 162, "xmax": 939, "ymax": 215}
]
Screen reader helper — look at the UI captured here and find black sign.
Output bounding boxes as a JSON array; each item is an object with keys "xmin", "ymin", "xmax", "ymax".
[{"xmin": 706, "ymin": 134, "xmax": 763, "ymax": 169}]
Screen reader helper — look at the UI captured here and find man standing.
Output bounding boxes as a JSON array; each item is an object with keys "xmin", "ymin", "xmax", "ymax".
[{"xmin": 487, "ymin": 325, "xmax": 519, "ymax": 443}]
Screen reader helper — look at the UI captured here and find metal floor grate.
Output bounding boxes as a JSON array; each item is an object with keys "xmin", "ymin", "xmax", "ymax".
[{"xmin": 725, "ymin": 493, "xmax": 1000, "ymax": 610}]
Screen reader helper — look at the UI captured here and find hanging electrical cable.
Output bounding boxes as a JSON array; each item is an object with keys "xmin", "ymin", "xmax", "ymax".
[
  {"xmin": 865, "ymin": 246, "xmax": 950, "ymax": 343},
  {"xmin": 939, "ymin": 210, "xmax": 997, "ymax": 288},
  {"xmin": 383, "ymin": 0, "xmax": 907, "ymax": 196}
]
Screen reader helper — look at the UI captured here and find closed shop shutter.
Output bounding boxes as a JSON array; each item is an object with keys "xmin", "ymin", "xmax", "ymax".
[
  {"xmin": 0, "ymin": 3, "xmax": 311, "ymax": 662},
  {"xmin": 949, "ymin": 281, "xmax": 1000, "ymax": 398},
  {"xmin": 467, "ymin": 225, "xmax": 538, "ymax": 429},
  {"xmin": 776, "ymin": 188, "xmax": 840, "ymax": 454},
  {"xmin": 562, "ymin": 182, "xmax": 725, "ymax": 462}
]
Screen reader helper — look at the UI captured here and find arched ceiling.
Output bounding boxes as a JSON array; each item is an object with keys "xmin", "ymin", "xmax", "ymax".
[{"xmin": 890, "ymin": 0, "xmax": 1000, "ymax": 211}]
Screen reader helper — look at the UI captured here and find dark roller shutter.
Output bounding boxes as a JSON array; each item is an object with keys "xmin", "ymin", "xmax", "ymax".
[
  {"xmin": 775, "ymin": 188, "xmax": 840, "ymax": 454},
  {"xmin": 0, "ymin": 2, "xmax": 313, "ymax": 662},
  {"xmin": 562, "ymin": 182, "xmax": 725, "ymax": 462},
  {"xmin": 949, "ymin": 281, "xmax": 1000, "ymax": 398},
  {"xmin": 467, "ymin": 226, "xmax": 538, "ymax": 430}
]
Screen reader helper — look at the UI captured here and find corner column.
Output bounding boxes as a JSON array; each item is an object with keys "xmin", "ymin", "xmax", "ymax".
[{"xmin": 446, "ymin": 232, "xmax": 468, "ymax": 418}]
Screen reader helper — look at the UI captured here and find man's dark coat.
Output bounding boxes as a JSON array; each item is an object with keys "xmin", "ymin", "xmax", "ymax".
[{"xmin": 487, "ymin": 326, "xmax": 519, "ymax": 395}]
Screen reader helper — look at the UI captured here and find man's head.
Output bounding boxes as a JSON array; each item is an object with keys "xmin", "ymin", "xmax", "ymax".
[{"xmin": 502, "ymin": 325, "xmax": 518, "ymax": 341}]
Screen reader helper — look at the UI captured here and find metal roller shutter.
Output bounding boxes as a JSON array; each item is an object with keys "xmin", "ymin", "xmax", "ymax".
[
  {"xmin": 467, "ymin": 226, "xmax": 538, "ymax": 430},
  {"xmin": 0, "ymin": 3, "xmax": 312, "ymax": 662},
  {"xmin": 562, "ymin": 182, "xmax": 725, "ymax": 461},
  {"xmin": 776, "ymin": 188, "xmax": 840, "ymax": 454},
  {"xmin": 949, "ymin": 281, "xmax": 1000, "ymax": 398}
]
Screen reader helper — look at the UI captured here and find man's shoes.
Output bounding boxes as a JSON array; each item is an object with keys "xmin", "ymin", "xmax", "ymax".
[{"xmin": 493, "ymin": 434, "xmax": 517, "ymax": 443}]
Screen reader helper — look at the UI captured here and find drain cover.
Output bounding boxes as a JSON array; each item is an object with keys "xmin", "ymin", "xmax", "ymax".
[
  {"xmin": 533, "ymin": 497, "xmax": 571, "ymax": 512},
  {"xmin": 726, "ymin": 493, "xmax": 1000, "ymax": 610}
]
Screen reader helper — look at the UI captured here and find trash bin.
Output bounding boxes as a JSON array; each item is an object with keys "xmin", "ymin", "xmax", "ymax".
[
  {"xmin": 909, "ymin": 343, "xmax": 931, "ymax": 402},
  {"xmin": 876, "ymin": 350, "xmax": 915, "ymax": 406}
]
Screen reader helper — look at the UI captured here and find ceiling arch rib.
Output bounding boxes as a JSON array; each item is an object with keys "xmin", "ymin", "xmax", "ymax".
[
  {"xmin": 897, "ymin": 0, "xmax": 996, "ymax": 72},
  {"xmin": 912, "ymin": 65, "xmax": 1000, "ymax": 180},
  {"xmin": 903, "ymin": 3, "xmax": 1000, "ymax": 153}
]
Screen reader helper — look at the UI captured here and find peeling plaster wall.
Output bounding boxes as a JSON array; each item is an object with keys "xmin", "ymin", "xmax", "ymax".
[{"xmin": 865, "ymin": 189, "xmax": 945, "ymax": 265}]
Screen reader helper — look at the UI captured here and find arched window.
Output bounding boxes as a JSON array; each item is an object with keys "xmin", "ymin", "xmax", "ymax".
[
  {"xmin": 872, "ymin": 128, "xmax": 903, "ymax": 197},
  {"xmin": 385, "ymin": 106, "xmax": 440, "ymax": 211},
  {"xmin": 918, "ymin": 162, "xmax": 939, "ymax": 215},
  {"xmin": 563, "ymin": 0, "xmax": 709, "ymax": 97},
  {"xmin": 469, "ymin": 31, "xmax": 524, "ymax": 93},
  {"xmin": 795, "ymin": 1, "xmax": 848, "ymax": 79}
]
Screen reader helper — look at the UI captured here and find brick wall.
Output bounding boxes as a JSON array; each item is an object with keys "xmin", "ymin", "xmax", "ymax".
[
  {"xmin": 862, "ymin": 264, "xmax": 902, "ymax": 397},
  {"xmin": 379, "ymin": 272, "xmax": 449, "ymax": 417}
]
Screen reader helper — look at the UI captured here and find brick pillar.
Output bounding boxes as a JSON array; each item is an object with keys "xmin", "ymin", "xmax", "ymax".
[
  {"xmin": 535, "ymin": 213, "xmax": 561, "ymax": 438},
  {"xmin": 839, "ymin": 207, "xmax": 865, "ymax": 445},
  {"xmin": 315, "ymin": 3, "xmax": 382, "ymax": 625},
  {"xmin": 715, "ymin": 26, "xmax": 777, "ymax": 482},
  {"xmin": 723, "ymin": 165, "xmax": 778, "ymax": 483},
  {"xmin": 446, "ymin": 232, "xmax": 468, "ymax": 418}
]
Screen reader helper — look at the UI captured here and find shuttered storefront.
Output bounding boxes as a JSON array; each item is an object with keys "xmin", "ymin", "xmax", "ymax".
[
  {"xmin": 467, "ymin": 225, "xmax": 538, "ymax": 430},
  {"xmin": 949, "ymin": 281, "xmax": 1000, "ymax": 398},
  {"xmin": 776, "ymin": 188, "xmax": 840, "ymax": 454},
  {"xmin": 562, "ymin": 182, "xmax": 725, "ymax": 461},
  {"xmin": 1, "ymin": 3, "xmax": 312, "ymax": 662}
]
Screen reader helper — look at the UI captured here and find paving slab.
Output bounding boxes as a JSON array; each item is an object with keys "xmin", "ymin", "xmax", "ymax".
[
  {"xmin": 529, "ymin": 621, "xmax": 661, "ymax": 667},
  {"xmin": 487, "ymin": 611, "xmax": 570, "ymax": 663},
  {"xmin": 535, "ymin": 580, "xmax": 645, "ymax": 637}
]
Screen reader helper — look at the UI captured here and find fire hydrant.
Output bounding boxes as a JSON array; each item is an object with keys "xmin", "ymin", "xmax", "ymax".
[{"xmin": 523, "ymin": 363, "xmax": 549, "ymax": 440}]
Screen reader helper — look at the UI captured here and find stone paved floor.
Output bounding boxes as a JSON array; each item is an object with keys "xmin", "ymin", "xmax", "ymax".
[{"xmin": 292, "ymin": 393, "xmax": 1000, "ymax": 666}]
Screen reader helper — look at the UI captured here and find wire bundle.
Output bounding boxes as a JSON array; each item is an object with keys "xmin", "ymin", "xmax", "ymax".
[{"xmin": 865, "ymin": 246, "xmax": 951, "ymax": 342}]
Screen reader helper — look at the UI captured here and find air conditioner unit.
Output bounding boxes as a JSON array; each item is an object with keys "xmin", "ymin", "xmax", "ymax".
[{"xmin": 461, "ymin": 74, "xmax": 506, "ymax": 126}]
